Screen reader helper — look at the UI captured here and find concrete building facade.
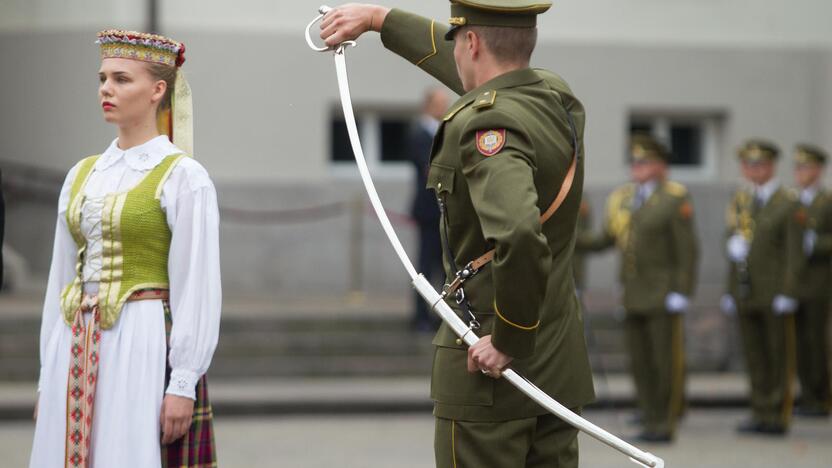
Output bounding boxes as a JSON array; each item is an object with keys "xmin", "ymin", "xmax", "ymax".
[{"xmin": 2, "ymin": 0, "xmax": 831, "ymax": 302}]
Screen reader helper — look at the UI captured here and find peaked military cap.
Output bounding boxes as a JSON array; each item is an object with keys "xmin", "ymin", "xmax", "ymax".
[
  {"xmin": 630, "ymin": 133, "xmax": 669, "ymax": 163},
  {"xmin": 794, "ymin": 144, "xmax": 828, "ymax": 165},
  {"xmin": 737, "ymin": 139, "xmax": 779, "ymax": 163},
  {"xmin": 445, "ymin": 0, "xmax": 553, "ymax": 40}
]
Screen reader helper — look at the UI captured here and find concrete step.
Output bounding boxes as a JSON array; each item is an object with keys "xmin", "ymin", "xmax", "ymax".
[{"xmin": 0, "ymin": 294, "xmax": 734, "ymax": 380}]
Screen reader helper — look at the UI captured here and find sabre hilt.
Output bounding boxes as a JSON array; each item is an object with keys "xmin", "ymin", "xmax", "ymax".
[{"xmin": 305, "ymin": 5, "xmax": 357, "ymax": 53}]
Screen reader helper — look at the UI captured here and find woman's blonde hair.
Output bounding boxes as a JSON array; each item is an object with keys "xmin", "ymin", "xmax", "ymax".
[{"xmin": 145, "ymin": 62, "xmax": 178, "ymax": 114}]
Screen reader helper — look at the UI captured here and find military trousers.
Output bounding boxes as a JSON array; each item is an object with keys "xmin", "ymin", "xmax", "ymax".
[
  {"xmin": 624, "ymin": 311, "xmax": 686, "ymax": 436},
  {"xmin": 737, "ymin": 307, "xmax": 797, "ymax": 427},
  {"xmin": 434, "ymin": 410, "xmax": 580, "ymax": 468},
  {"xmin": 795, "ymin": 298, "xmax": 831, "ymax": 412}
]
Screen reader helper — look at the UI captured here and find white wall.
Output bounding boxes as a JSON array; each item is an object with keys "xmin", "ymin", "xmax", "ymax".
[
  {"xmin": 2, "ymin": 29, "xmax": 827, "ymax": 184},
  {"xmin": 0, "ymin": 0, "xmax": 145, "ymax": 32},
  {"xmin": 5, "ymin": 0, "xmax": 831, "ymax": 47},
  {"xmin": 2, "ymin": 0, "xmax": 832, "ymax": 295}
]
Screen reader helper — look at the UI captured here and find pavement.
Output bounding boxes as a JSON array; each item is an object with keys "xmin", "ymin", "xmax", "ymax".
[
  {"xmin": 3, "ymin": 409, "xmax": 830, "ymax": 467},
  {"xmin": 0, "ymin": 372, "xmax": 751, "ymax": 420},
  {"xmin": 2, "ymin": 292, "xmax": 830, "ymax": 466}
]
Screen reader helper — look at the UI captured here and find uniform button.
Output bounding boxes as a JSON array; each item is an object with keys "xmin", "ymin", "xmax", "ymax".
[
  {"xmin": 456, "ymin": 338, "xmax": 463, "ymax": 346},
  {"xmin": 437, "ymin": 182, "xmax": 443, "ymax": 190}
]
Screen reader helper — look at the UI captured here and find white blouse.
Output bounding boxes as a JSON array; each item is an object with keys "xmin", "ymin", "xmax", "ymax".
[{"xmin": 39, "ymin": 135, "xmax": 221, "ymax": 399}]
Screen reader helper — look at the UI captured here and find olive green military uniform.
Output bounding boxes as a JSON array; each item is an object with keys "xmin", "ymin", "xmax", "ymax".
[
  {"xmin": 577, "ymin": 137, "xmax": 698, "ymax": 438},
  {"xmin": 572, "ymin": 198, "xmax": 592, "ymax": 292},
  {"xmin": 380, "ymin": 3, "xmax": 595, "ymax": 466},
  {"xmin": 793, "ymin": 145, "xmax": 832, "ymax": 415},
  {"xmin": 726, "ymin": 140, "xmax": 803, "ymax": 431}
]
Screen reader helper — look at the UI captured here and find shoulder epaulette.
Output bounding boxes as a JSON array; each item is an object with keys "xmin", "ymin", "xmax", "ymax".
[
  {"xmin": 664, "ymin": 181, "xmax": 688, "ymax": 198},
  {"xmin": 608, "ymin": 183, "xmax": 634, "ymax": 205},
  {"xmin": 472, "ymin": 90, "xmax": 497, "ymax": 110}
]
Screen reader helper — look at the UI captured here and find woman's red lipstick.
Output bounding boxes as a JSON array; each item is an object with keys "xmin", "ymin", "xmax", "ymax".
[{"xmin": 102, "ymin": 101, "xmax": 115, "ymax": 110}]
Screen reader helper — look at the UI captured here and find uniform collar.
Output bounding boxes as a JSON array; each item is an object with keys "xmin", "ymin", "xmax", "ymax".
[
  {"xmin": 469, "ymin": 68, "xmax": 543, "ymax": 96},
  {"xmin": 444, "ymin": 68, "xmax": 543, "ymax": 121},
  {"xmin": 752, "ymin": 178, "xmax": 780, "ymax": 205},
  {"xmin": 97, "ymin": 135, "xmax": 181, "ymax": 172},
  {"xmin": 800, "ymin": 184, "xmax": 820, "ymax": 206},
  {"xmin": 638, "ymin": 180, "xmax": 659, "ymax": 199}
]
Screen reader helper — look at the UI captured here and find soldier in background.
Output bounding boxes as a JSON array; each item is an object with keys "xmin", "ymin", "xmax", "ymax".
[
  {"xmin": 573, "ymin": 197, "xmax": 592, "ymax": 296},
  {"xmin": 0, "ymin": 168, "xmax": 4, "ymax": 290},
  {"xmin": 792, "ymin": 144, "xmax": 832, "ymax": 417},
  {"xmin": 408, "ymin": 88, "xmax": 450, "ymax": 332},
  {"xmin": 722, "ymin": 140, "xmax": 803, "ymax": 435},
  {"xmin": 577, "ymin": 134, "xmax": 699, "ymax": 442}
]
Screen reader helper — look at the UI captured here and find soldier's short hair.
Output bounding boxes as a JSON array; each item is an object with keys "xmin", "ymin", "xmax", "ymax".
[{"xmin": 468, "ymin": 25, "xmax": 538, "ymax": 64}]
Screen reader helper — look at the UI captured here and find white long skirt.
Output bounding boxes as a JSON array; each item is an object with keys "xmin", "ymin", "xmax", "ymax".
[{"xmin": 30, "ymin": 300, "xmax": 168, "ymax": 468}]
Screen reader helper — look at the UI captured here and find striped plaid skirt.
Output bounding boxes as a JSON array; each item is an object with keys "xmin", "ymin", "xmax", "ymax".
[{"xmin": 162, "ymin": 301, "xmax": 217, "ymax": 468}]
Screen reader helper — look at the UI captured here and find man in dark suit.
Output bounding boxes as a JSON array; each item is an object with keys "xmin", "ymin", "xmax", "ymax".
[{"xmin": 408, "ymin": 88, "xmax": 449, "ymax": 331}]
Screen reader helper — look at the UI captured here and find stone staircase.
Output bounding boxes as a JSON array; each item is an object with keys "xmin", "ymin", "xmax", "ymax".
[{"xmin": 0, "ymin": 293, "xmax": 733, "ymax": 382}]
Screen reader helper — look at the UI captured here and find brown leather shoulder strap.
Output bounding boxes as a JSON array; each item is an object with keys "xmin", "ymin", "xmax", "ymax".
[
  {"xmin": 443, "ymin": 93, "xmax": 581, "ymax": 298},
  {"xmin": 469, "ymin": 151, "xmax": 578, "ymax": 272}
]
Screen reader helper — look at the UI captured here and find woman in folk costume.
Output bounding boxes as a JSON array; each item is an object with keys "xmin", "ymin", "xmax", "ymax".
[{"xmin": 30, "ymin": 30, "xmax": 220, "ymax": 468}]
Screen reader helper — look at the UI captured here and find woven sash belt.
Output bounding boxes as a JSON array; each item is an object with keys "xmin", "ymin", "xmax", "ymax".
[{"xmin": 65, "ymin": 288, "xmax": 169, "ymax": 468}]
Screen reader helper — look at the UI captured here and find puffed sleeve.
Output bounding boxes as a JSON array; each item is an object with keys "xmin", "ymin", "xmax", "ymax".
[
  {"xmin": 38, "ymin": 163, "xmax": 81, "ymax": 391},
  {"xmin": 161, "ymin": 159, "xmax": 221, "ymax": 399}
]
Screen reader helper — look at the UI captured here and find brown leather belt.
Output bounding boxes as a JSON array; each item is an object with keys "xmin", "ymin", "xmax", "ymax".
[
  {"xmin": 79, "ymin": 289, "xmax": 170, "ymax": 313},
  {"xmin": 128, "ymin": 288, "xmax": 170, "ymax": 302}
]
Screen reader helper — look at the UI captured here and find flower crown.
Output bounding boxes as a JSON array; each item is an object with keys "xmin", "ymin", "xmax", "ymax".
[{"xmin": 96, "ymin": 29, "xmax": 185, "ymax": 67}]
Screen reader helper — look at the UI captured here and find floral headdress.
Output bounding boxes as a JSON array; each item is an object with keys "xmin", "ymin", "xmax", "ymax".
[{"xmin": 96, "ymin": 29, "xmax": 193, "ymax": 155}]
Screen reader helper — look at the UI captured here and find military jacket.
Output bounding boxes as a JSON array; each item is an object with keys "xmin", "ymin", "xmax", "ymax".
[
  {"xmin": 577, "ymin": 181, "xmax": 699, "ymax": 312},
  {"xmin": 795, "ymin": 188, "xmax": 832, "ymax": 300},
  {"xmin": 381, "ymin": 9, "xmax": 594, "ymax": 421},
  {"xmin": 725, "ymin": 186, "xmax": 803, "ymax": 309}
]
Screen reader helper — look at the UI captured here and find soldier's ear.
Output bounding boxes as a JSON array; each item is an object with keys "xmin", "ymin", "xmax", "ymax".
[{"xmin": 466, "ymin": 29, "xmax": 480, "ymax": 58}]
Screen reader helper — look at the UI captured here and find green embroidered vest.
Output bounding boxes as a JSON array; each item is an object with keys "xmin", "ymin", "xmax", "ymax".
[{"xmin": 60, "ymin": 153, "xmax": 185, "ymax": 329}]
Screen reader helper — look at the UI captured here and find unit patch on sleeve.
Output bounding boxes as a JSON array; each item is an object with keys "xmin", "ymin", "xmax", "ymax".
[{"xmin": 476, "ymin": 129, "xmax": 507, "ymax": 157}]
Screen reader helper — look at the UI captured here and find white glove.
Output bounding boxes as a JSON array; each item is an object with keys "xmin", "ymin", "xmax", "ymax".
[
  {"xmin": 772, "ymin": 295, "xmax": 798, "ymax": 315},
  {"xmin": 804, "ymin": 230, "xmax": 818, "ymax": 256},
  {"xmin": 665, "ymin": 292, "xmax": 690, "ymax": 314},
  {"xmin": 727, "ymin": 234, "xmax": 750, "ymax": 263},
  {"xmin": 720, "ymin": 294, "xmax": 737, "ymax": 316}
]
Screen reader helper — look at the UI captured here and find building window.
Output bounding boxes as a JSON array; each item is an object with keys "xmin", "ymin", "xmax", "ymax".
[
  {"xmin": 379, "ymin": 119, "xmax": 411, "ymax": 163},
  {"xmin": 330, "ymin": 106, "xmax": 417, "ymax": 173},
  {"xmin": 331, "ymin": 117, "xmax": 361, "ymax": 163},
  {"xmin": 629, "ymin": 112, "xmax": 724, "ymax": 181}
]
